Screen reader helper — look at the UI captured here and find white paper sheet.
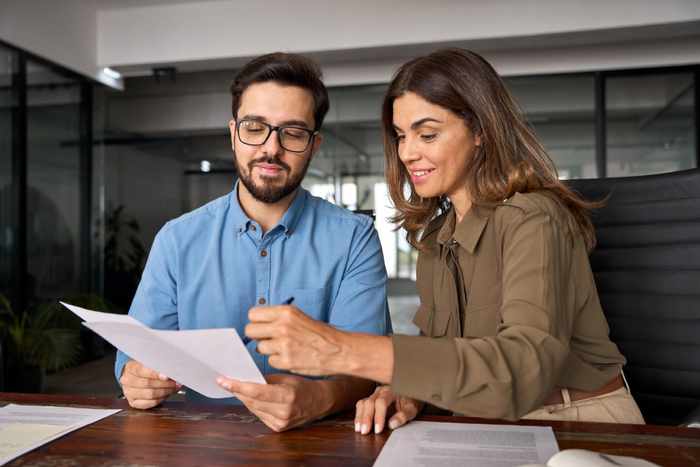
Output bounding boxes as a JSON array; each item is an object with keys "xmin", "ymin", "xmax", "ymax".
[
  {"xmin": 373, "ymin": 421, "xmax": 559, "ymax": 467},
  {"xmin": 0, "ymin": 404, "xmax": 120, "ymax": 466},
  {"xmin": 61, "ymin": 302, "xmax": 266, "ymax": 398}
]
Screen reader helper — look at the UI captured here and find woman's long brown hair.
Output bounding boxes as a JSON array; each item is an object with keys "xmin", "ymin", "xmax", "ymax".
[{"xmin": 383, "ymin": 48, "xmax": 599, "ymax": 250}]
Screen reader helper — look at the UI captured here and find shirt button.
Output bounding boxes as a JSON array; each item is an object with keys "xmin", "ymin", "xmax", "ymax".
[
  {"xmin": 258, "ymin": 297, "xmax": 266, "ymax": 305},
  {"xmin": 260, "ymin": 249, "xmax": 267, "ymax": 257},
  {"xmin": 251, "ymin": 225, "xmax": 257, "ymax": 231}
]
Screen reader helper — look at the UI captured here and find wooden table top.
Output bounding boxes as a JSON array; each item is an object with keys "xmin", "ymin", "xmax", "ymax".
[{"xmin": 3, "ymin": 393, "xmax": 699, "ymax": 466}]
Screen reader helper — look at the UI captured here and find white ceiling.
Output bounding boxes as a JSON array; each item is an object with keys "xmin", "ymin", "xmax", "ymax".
[{"xmin": 3, "ymin": 0, "xmax": 700, "ymax": 88}]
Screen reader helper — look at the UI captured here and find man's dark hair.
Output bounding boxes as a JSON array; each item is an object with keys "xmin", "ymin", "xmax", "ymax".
[{"xmin": 230, "ymin": 52, "xmax": 329, "ymax": 130}]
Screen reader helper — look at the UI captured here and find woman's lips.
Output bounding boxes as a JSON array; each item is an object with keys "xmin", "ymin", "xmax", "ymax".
[{"xmin": 410, "ymin": 168, "xmax": 435, "ymax": 184}]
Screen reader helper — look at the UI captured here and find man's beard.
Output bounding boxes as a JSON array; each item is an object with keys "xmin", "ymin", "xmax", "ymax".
[{"xmin": 237, "ymin": 155, "xmax": 311, "ymax": 204}]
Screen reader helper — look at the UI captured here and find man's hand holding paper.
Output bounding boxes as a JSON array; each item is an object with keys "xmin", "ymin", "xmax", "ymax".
[
  {"xmin": 217, "ymin": 373, "xmax": 335, "ymax": 432},
  {"xmin": 120, "ymin": 360, "xmax": 182, "ymax": 409},
  {"xmin": 61, "ymin": 302, "xmax": 266, "ymax": 402}
]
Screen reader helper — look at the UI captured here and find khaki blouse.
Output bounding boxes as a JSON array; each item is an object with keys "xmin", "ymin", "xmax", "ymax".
[{"xmin": 391, "ymin": 191, "xmax": 625, "ymax": 420}]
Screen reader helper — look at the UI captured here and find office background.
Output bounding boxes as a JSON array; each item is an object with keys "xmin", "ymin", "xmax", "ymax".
[{"xmin": 0, "ymin": 0, "xmax": 698, "ymax": 392}]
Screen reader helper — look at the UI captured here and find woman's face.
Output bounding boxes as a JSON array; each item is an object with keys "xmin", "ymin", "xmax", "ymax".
[{"xmin": 392, "ymin": 92, "xmax": 480, "ymax": 204}]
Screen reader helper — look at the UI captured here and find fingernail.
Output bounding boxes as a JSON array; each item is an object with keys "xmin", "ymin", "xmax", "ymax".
[
  {"xmin": 354, "ymin": 423, "xmax": 360, "ymax": 432},
  {"xmin": 388, "ymin": 420, "xmax": 399, "ymax": 430},
  {"xmin": 216, "ymin": 377, "xmax": 222, "ymax": 384},
  {"xmin": 158, "ymin": 373, "xmax": 168, "ymax": 381},
  {"xmin": 374, "ymin": 423, "xmax": 381, "ymax": 434},
  {"xmin": 361, "ymin": 424, "xmax": 368, "ymax": 434}
]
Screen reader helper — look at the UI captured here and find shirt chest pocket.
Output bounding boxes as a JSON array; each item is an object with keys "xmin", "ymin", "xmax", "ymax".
[
  {"xmin": 279, "ymin": 287, "xmax": 328, "ymax": 321},
  {"xmin": 412, "ymin": 304, "xmax": 453, "ymax": 337}
]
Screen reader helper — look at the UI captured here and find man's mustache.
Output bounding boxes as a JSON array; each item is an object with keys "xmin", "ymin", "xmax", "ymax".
[{"xmin": 248, "ymin": 156, "xmax": 290, "ymax": 172}]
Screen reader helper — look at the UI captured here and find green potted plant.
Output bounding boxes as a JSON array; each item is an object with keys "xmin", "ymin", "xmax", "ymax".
[
  {"xmin": 35, "ymin": 294, "xmax": 116, "ymax": 362},
  {"xmin": 0, "ymin": 294, "xmax": 81, "ymax": 393},
  {"xmin": 103, "ymin": 204, "xmax": 147, "ymax": 309}
]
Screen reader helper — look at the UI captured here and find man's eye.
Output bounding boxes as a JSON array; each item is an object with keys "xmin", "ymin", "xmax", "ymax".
[
  {"xmin": 420, "ymin": 133, "xmax": 437, "ymax": 141},
  {"xmin": 243, "ymin": 122, "xmax": 265, "ymax": 131},
  {"xmin": 283, "ymin": 128, "xmax": 307, "ymax": 139}
]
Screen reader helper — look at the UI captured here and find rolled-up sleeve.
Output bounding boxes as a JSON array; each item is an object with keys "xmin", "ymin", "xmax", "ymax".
[{"xmin": 392, "ymin": 210, "xmax": 573, "ymax": 420}]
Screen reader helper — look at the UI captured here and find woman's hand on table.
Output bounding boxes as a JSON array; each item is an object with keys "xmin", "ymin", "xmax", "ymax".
[{"xmin": 354, "ymin": 385, "xmax": 424, "ymax": 435}]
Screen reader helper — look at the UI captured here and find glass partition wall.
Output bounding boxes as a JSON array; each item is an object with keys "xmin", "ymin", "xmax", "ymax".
[
  {"xmin": 26, "ymin": 61, "xmax": 83, "ymax": 301},
  {"xmin": 0, "ymin": 45, "xmax": 18, "ymax": 307},
  {"xmin": 0, "ymin": 43, "xmax": 93, "ymax": 315},
  {"xmin": 606, "ymin": 72, "xmax": 695, "ymax": 177}
]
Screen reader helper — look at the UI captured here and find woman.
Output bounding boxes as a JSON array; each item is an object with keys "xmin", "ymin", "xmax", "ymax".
[{"xmin": 243, "ymin": 48, "xmax": 645, "ymax": 434}]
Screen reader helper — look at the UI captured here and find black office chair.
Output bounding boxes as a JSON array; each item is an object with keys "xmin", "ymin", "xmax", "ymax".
[{"xmin": 567, "ymin": 168, "xmax": 700, "ymax": 426}]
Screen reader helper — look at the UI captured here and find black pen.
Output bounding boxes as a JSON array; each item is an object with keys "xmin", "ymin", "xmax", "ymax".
[{"xmin": 242, "ymin": 296, "xmax": 294, "ymax": 346}]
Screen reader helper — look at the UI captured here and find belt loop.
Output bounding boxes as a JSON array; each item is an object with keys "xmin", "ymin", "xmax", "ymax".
[{"xmin": 561, "ymin": 388, "xmax": 572, "ymax": 408}]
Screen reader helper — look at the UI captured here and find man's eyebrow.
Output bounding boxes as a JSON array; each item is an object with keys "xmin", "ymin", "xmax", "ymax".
[
  {"xmin": 239, "ymin": 114, "xmax": 265, "ymax": 122},
  {"xmin": 280, "ymin": 119, "xmax": 312, "ymax": 128},
  {"xmin": 239, "ymin": 114, "xmax": 312, "ymax": 128},
  {"xmin": 393, "ymin": 117, "xmax": 443, "ymax": 133}
]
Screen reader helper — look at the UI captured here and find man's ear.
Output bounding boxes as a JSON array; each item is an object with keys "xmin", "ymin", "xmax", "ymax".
[
  {"xmin": 228, "ymin": 119, "xmax": 236, "ymax": 147},
  {"xmin": 309, "ymin": 132, "xmax": 323, "ymax": 160}
]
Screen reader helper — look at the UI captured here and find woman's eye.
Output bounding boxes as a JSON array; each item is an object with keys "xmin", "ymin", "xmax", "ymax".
[
  {"xmin": 395, "ymin": 134, "xmax": 406, "ymax": 143},
  {"xmin": 420, "ymin": 133, "xmax": 437, "ymax": 141}
]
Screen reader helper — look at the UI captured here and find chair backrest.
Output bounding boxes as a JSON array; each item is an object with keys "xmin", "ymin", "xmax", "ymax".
[{"xmin": 567, "ymin": 169, "xmax": 700, "ymax": 425}]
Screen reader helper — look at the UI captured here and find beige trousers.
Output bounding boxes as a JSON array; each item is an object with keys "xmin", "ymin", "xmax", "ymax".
[{"xmin": 522, "ymin": 385, "xmax": 645, "ymax": 425}]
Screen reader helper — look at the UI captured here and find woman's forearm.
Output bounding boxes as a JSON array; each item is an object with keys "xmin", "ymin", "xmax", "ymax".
[{"xmin": 329, "ymin": 332, "xmax": 394, "ymax": 384}]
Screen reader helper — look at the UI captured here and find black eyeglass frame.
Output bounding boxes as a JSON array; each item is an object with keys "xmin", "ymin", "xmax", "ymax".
[{"xmin": 236, "ymin": 119, "xmax": 319, "ymax": 153}]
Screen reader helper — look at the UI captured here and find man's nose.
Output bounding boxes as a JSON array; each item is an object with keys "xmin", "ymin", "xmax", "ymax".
[{"xmin": 262, "ymin": 128, "xmax": 284, "ymax": 156}]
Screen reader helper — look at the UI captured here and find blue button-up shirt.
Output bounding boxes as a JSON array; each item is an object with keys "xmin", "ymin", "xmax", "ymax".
[{"xmin": 115, "ymin": 183, "xmax": 390, "ymax": 401}]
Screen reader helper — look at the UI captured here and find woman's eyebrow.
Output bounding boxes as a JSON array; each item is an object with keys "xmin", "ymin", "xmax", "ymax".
[
  {"xmin": 411, "ymin": 117, "xmax": 443, "ymax": 129},
  {"xmin": 393, "ymin": 117, "xmax": 443, "ymax": 133}
]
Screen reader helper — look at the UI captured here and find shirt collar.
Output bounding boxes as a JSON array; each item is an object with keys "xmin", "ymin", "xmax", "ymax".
[
  {"xmin": 277, "ymin": 186, "xmax": 308, "ymax": 236},
  {"xmin": 437, "ymin": 205, "xmax": 491, "ymax": 254},
  {"xmin": 230, "ymin": 180, "xmax": 250, "ymax": 235},
  {"xmin": 230, "ymin": 180, "xmax": 308, "ymax": 236}
]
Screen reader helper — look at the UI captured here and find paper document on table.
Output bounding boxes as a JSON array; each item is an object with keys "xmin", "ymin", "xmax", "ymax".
[
  {"xmin": 61, "ymin": 302, "xmax": 266, "ymax": 398},
  {"xmin": 0, "ymin": 404, "xmax": 120, "ymax": 466},
  {"xmin": 373, "ymin": 421, "xmax": 559, "ymax": 467}
]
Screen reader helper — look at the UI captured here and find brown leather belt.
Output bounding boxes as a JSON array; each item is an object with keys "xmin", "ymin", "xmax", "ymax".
[{"xmin": 543, "ymin": 374, "xmax": 625, "ymax": 406}]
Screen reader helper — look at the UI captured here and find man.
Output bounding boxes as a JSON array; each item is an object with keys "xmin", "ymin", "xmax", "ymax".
[{"xmin": 114, "ymin": 53, "xmax": 390, "ymax": 432}]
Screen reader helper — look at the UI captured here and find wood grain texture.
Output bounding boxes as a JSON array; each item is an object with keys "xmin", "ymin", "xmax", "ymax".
[{"xmin": 3, "ymin": 393, "xmax": 699, "ymax": 466}]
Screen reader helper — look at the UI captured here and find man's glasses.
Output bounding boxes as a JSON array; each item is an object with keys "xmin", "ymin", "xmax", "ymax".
[{"xmin": 236, "ymin": 119, "xmax": 318, "ymax": 153}]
